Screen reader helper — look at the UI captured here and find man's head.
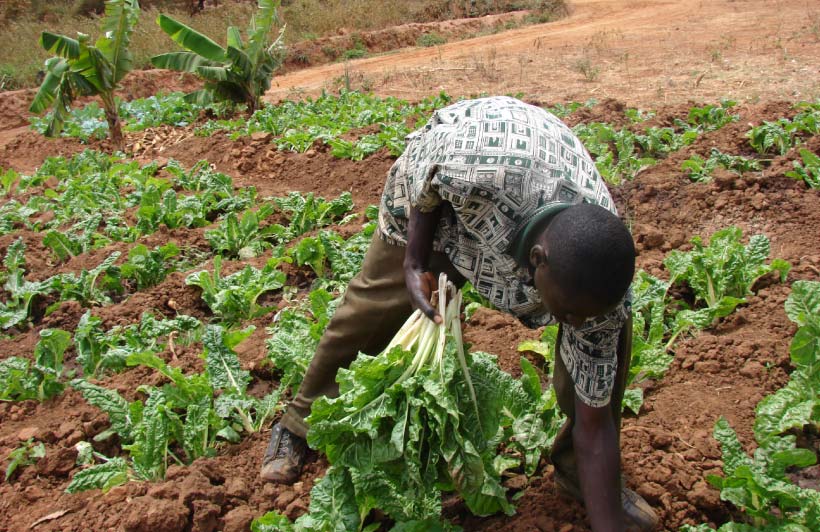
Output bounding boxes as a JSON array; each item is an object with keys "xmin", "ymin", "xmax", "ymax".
[{"xmin": 528, "ymin": 203, "xmax": 635, "ymax": 327}]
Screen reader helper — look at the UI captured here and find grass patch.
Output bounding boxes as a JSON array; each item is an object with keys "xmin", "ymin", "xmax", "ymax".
[{"xmin": 417, "ymin": 32, "xmax": 447, "ymax": 47}]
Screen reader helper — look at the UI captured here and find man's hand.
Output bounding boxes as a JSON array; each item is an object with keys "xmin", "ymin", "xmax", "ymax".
[{"xmin": 405, "ymin": 265, "xmax": 443, "ymax": 324}]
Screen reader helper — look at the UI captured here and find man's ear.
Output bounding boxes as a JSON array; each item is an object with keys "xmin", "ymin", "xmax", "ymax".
[{"xmin": 529, "ymin": 244, "xmax": 548, "ymax": 269}]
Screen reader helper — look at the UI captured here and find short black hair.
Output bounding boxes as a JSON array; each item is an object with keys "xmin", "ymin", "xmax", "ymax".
[{"xmin": 542, "ymin": 204, "xmax": 635, "ymax": 308}]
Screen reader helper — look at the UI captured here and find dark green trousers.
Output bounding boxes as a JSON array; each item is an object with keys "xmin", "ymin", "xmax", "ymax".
[{"xmin": 279, "ymin": 234, "xmax": 465, "ymax": 439}]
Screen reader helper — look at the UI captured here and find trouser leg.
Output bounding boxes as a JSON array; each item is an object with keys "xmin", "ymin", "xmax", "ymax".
[
  {"xmin": 279, "ymin": 233, "xmax": 465, "ymax": 439},
  {"xmin": 548, "ymin": 316, "xmax": 633, "ymax": 488}
]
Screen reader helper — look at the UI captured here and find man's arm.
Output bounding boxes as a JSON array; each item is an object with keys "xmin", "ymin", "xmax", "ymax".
[
  {"xmin": 573, "ymin": 316, "xmax": 632, "ymax": 532},
  {"xmin": 404, "ymin": 205, "xmax": 443, "ymax": 323},
  {"xmin": 573, "ymin": 400, "xmax": 624, "ymax": 532}
]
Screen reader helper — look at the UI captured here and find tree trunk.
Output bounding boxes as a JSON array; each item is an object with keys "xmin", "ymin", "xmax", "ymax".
[{"xmin": 101, "ymin": 93, "xmax": 124, "ymax": 152}]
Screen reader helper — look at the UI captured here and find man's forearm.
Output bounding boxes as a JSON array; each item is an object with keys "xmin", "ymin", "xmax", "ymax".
[
  {"xmin": 573, "ymin": 402, "xmax": 624, "ymax": 532},
  {"xmin": 404, "ymin": 206, "xmax": 440, "ymax": 271}
]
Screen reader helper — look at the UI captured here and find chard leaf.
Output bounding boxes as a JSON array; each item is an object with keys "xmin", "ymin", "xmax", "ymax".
[
  {"xmin": 71, "ymin": 379, "xmax": 136, "ymax": 441},
  {"xmin": 622, "ymin": 388, "xmax": 644, "ymax": 415},
  {"xmin": 127, "ymin": 389, "xmax": 169, "ymax": 481},
  {"xmin": 203, "ymin": 325, "xmax": 251, "ymax": 394},
  {"xmin": 182, "ymin": 395, "xmax": 212, "ymax": 461},
  {"xmin": 65, "ymin": 456, "xmax": 129, "ymax": 493},
  {"xmin": 251, "ymin": 511, "xmax": 294, "ymax": 531},
  {"xmin": 294, "ymin": 466, "xmax": 361, "ymax": 532}
]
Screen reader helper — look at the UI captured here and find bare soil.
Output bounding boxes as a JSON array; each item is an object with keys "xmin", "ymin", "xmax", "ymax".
[{"xmin": 1, "ymin": 1, "xmax": 820, "ymax": 531}]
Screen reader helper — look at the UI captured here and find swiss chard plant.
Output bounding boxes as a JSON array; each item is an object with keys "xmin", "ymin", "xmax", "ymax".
[
  {"xmin": 272, "ymin": 191, "xmax": 356, "ymax": 240},
  {"xmin": 681, "ymin": 100, "xmax": 739, "ymax": 132},
  {"xmin": 753, "ymin": 280, "xmax": 820, "ymax": 444},
  {"xmin": 73, "ymin": 310, "xmax": 201, "ymax": 378},
  {"xmin": 52, "ymin": 252, "xmax": 123, "ymax": 307},
  {"xmin": 185, "ymin": 255, "xmax": 288, "ymax": 325},
  {"xmin": 786, "ymin": 148, "xmax": 820, "ymax": 189},
  {"xmin": 4, "ymin": 439, "xmax": 46, "ymax": 481},
  {"xmin": 206, "ymin": 204, "xmax": 283, "ymax": 258},
  {"xmin": 68, "ymin": 324, "xmax": 277, "ymax": 492},
  {"xmin": 165, "ymin": 159, "xmax": 234, "ymax": 195},
  {"xmin": 266, "ymin": 288, "xmax": 339, "ymax": 394},
  {"xmin": 306, "ymin": 280, "xmax": 549, "ymax": 526},
  {"xmin": 684, "ymin": 281, "xmax": 820, "ymax": 532},
  {"xmin": 288, "ymin": 205, "xmax": 376, "ymax": 286},
  {"xmin": 0, "ymin": 239, "xmax": 56, "ymax": 330},
  {"xmin": 0, "ymin": 329, "xmax": 72, "ymax": 401},
  {"xmin": 681, "ymin": 148, "xmax": 761, "ymax": 183},
  {"xmin": 43, "ymin": 215, "xmax": 110, "ymax": 262},
  {"xmin": 120, "ymin": 243, "xmax": 181, "ymax": 290},
  {"xmin": 747, "ymin": 104, "xmax": 820, "ymax": 156},
  {"xmin": 681, "ymin": 418, "xmax": 820, "ymax": 531},
  {"xmin": 664, "ymin": 227, "xmax": 790, "ymax": 325}
]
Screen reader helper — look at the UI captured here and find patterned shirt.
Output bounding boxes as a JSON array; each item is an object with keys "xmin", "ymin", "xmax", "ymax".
[{"xmin": 377, "ymin": 96, "xmax": 630, "ymax": 407}]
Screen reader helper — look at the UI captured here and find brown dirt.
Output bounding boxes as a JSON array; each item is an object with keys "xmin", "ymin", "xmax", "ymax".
[
  {"xmin": 266, "ymin": 0, "xmax": 820, "ymax": 107},
  {"xmin": 1, "ymin": 1, "xmax": 820, "ymax": 531}
]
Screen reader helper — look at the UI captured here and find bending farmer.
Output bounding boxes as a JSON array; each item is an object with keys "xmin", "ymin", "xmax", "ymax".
[{"xmin": 261, "ymin": 96, "xmax": 659, "ymax": 532}]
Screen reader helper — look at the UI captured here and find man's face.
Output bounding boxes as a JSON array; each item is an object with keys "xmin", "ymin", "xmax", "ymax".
[{"xmin": 533, "ymin": 264, "xmax": 612, "ymax": 328}]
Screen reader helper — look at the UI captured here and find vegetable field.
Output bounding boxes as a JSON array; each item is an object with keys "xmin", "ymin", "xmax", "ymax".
[{"xmin": 1, "ymin": 1, "xmax": 820, "ymax": 532}]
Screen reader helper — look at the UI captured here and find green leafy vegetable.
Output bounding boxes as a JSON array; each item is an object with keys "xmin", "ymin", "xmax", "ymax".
[
  {"xmin": 5, "ymin": 439, "xmax": 46, "ymax": 481},
  {"xmin": 206, "ymin": 204, "xmax": 282, "ymax": 258},
  {"xmin": 664, "ymin": 227, "xmax": 790, "ymax": 319},
  {"xmin": 266, "ymin": 288, "xmax": 340, "ymax": 394},
  {"xmin": 307, "ymin": 277, "xmax": 546, "ymax": 524},
  {"xmin": 786, "ymin": 148, "xmax": 820, "ymax": 189},
  {"xmin": 0, "ymin": 329, "xmax": 71, "ymax": 401},
  {"xmin": 185, "ymin": 255, "xmax": 288, "ymax": 324},
  {"xmin": 754, "ymin": 281, "xmax": 820, "ymax": 443},
  {"xmin": 0, "ymin": 238, "xmax": 56, "ymax": 330},
  {"xmin": 121, "ymin": 243, "xmax": 180, "ymax": 290}
]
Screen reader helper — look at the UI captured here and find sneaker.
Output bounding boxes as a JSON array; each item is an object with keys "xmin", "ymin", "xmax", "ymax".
[
  {"xmin": 554, "ymin": 471, "xmax": 659, "ymax": 531},
  {"xmin": 622, "ymin": 485, "xmax": 660, "ymax": 532},
  {"xmin": 260, "ymin": 423, "xmax": 307, "ymax": 484}
]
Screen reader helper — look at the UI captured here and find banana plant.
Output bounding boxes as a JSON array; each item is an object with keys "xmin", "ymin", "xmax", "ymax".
[
  {"xmin": 151, "ymin": 0, "xmax": 285, "ymax": 112},
  {"xmin": 28, "ymin": 0, "xmax": 140, "ymax": 150}
]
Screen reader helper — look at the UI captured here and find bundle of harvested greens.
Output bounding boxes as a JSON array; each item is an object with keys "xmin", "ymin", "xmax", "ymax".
[{"xmin": 297, "ymin": 273, "xmax": 551, "ymax": 528}]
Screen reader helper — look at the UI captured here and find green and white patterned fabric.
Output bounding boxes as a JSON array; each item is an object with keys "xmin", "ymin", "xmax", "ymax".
[{"xmin": 378, "ymin": 96, "xmax": 629, "ymax": 407}]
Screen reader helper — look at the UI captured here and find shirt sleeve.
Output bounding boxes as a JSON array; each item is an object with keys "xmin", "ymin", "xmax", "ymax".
[
  {"xmin": 405, "ymin": 112, "xmax": 456, "ymax": 213},
  {"xmin": 559, "ymin": 293, "xmax": 631, "ymax": 408},
  {"xmin": 409, "ymin": 163, "xmax": 443, "ymax": 213}
]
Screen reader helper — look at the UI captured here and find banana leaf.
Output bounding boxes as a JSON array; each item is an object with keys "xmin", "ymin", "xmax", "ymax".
[{"xmin": 156, "ymin": 14, "xmax": 227, "ymax": 62}]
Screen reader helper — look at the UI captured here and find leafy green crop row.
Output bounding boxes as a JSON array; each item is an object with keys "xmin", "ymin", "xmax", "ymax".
[
  {"xmin": 573, "ymin": 122, "xmax": 697, "ymax": 184},
  {"xmin": 683, "ymin": 280, "xmax": 820, "ymax": 531},
  {"xmin": 196, "ymin": 90, "xmax": 453, "ymax": 159},
  {"xmin": 29, "ymin": 93, "xmax": 231, "ymax": 142},
  {"xmin": 66, "ymin": 325, "xmax": 281, "ymax": 491},
  {"xmin": 747, "ymin": 102, "xmax": 820, "ymax": 156},
  {"xmin": 0, "ymin": 151, "xmax": 254, "ymax": 253},
  {"xmin": 681, "ymin": 149, "xmax": 761, "ymax": 183}
]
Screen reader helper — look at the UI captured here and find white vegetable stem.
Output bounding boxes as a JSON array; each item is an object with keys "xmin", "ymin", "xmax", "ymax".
[{"xmin": 390, "ymin": 273, "xmax": 482, "ymax": 431}]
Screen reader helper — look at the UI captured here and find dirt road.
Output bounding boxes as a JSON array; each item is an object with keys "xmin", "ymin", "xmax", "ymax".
[{"xmin": 267, "ymin": 0, "xmax": 820, "ymax": 105}]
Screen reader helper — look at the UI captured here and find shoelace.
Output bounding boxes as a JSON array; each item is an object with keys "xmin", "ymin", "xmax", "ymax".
[{"xmin": 274, "ymin": 430, "xmax": 293, "ymax": 459}]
